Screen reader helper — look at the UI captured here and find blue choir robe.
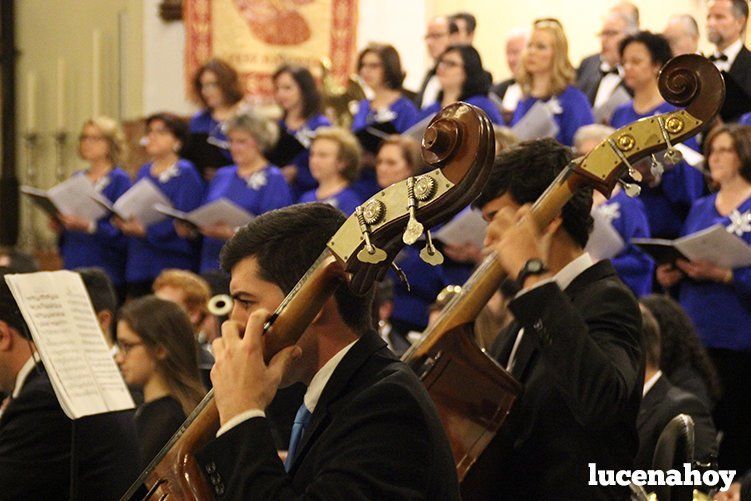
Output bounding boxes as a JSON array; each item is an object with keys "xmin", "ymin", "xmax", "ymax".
[
  {"xmin": 267, "ymin": 114, "xmax": 331, "ymax": 200},
  {"xmin": 298, "ymin": 186, "xmax": 362, "ymax": 216},
  {"xmin": 125, "ymin": 159, "xmax": 204, "ymax": 284},
  {"xmin": 419, "ymin": 94, "xmax": 503, "ymax": 125},
  {"xmin": 351, "ymin": 96, "xmax": 420, "ymax": 200},
  {"xmin": 511, "ymin": 85, "xmax": 594, "ymax": 146},
  {"xmin": 593, "ymin": 190, "xmax": 654, "ymax": 296},
  {"xmin": 611, "ymin": 101, "xmax": 705, "ymax": 239},
  {"xmin": 60, "ymin": 168, "xmax": 131, "ymax": 287},
  {"xmin": 200, "ymin": 164, "xmax": 293, "ymax": 273},
  {"xmin": 677, "ymin": 193, "xmax": 751, "ymax": 351},
  {"xmin": 183, "ymin": 109, "xmax": 233, "ymax": 180},
  {"xmin": 389, "ymin": 246, "xmax": 450, "ymax": 332},
  {"xmin": 740, "ymin": 112, "xmax": 751, "ymax": 126}
]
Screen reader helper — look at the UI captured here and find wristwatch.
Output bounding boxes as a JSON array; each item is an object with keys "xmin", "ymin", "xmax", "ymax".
[{"xmin": 516, "ymin": 258, "xmax": 549, "ymax": 289}]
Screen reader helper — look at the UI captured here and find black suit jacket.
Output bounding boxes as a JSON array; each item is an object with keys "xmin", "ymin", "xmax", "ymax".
[
  {"xmin": 196, "ymin": 330, "xmax": 460, "ymax": 500},
  {"xmin": 462, "ymin": 260, "xmax": 643, "ymax": 500},
  {"xmin": 576, "ymin": 53, "xmax": 605, "ymax": 105},
  {"xmin": 720, "ymin": 46, "xmax": 751, "ymax": 122},
  {"xmin": 635, "ymin": 375, "xmax": 717, "ymax": 471},
  {"xmin": 491, "ymin": 78, "xmax": 514, "ymax": 101},
  {"xmin": 0, "ymin": 363, "xmax": 141, "ymax": 500},
  {"xmin": 414, "ymin": 67, "xmax": 437, "ymax": 108}
]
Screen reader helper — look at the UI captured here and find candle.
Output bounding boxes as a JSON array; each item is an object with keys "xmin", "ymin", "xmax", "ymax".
[
  {"xmin": 56, "ymin": 58, "xmax": 66, "ymax": 130},
  {"xmin": 92, "ymin": 30, "xmax": 101, "ymax": 116},
  {"xmin": 27, "ymin": 72, "xmax": 36, "ymax": 132}
]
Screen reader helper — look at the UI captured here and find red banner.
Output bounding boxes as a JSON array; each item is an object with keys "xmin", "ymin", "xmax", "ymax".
[{"xmin": 185, "ymin": 0, "xmax": 358, "ymax": 99}]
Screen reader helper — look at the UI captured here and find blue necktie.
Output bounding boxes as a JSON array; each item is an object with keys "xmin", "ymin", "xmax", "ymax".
[{"xmin": 285, "ymin": 404, "xmax": 312, "ymax": 471}]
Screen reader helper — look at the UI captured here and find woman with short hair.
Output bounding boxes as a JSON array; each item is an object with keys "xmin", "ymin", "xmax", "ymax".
[
  {"xmin": 183, "ymin": 58, "xmax": 245, "ymax": 181},
  {"xmin": 298, "ymin": 127, "xmax": 362, "ymax": 215},
  {"xmin": 197, "ymin": 109, "xmax": 293, "ymax": 273},
  {"xmin": 54, "ymin": 117, "xmax": 131, "ymax": 295}
]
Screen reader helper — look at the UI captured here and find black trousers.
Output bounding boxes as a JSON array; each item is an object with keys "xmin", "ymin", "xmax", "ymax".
[{"xmin": 707, "ymin": 348, "xmax": 751, "ymax": 475}]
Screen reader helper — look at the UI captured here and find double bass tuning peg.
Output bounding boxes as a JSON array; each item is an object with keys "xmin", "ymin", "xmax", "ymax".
[
  {"xmin": 618, "ymin": 178, "xmax": 642, "ymax": 198},
  {"xmin": 657, "ymin": 115, "xmax": 684, "ymax": 166}
]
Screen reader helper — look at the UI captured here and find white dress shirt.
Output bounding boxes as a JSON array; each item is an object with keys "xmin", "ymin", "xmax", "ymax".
[
  {"xmin": 711, "ymin": 38, "xmax": 743, "ymax": 73},
  {"xmin": 594, "ymin": 62, "xmax": 623, "ymax": 110},
  {"xmin": 642, "ymin": 370, "xmax": 663, "ymax": 397},
  {"xmin": 216, "ymin": 340, "xmax": 357, "ymax": 437}
]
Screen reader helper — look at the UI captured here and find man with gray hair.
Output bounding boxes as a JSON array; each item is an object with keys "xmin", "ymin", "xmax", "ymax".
[
  {"xmin": 576, "ymin": 9, "xmax": 638, "ymax": 119},
  {"xmin": 663, "ymin": 14, "xmax": 700, "ymax": 56},
  {"xmin": 415, "ymin": 16, "xmax": 452, "ymax": 109},
  {"xmin": 706, "ymin": 0, "xmax": 751, "ymax": 122}
]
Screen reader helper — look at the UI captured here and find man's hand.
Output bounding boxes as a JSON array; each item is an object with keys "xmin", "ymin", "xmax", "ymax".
[
  {"xmin": 714, "ymin": 482, "xmax": 740, "ymax": 501},
  {"xmin": 211, "ymin": 309, "xmax": 302, "ymax": 426},
  {"xmin": 485, "ymin": 205, "xmax": 547, "ymax": 282}
]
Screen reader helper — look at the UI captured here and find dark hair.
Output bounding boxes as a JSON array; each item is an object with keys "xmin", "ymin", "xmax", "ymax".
[
  {"xmin": 450, "ymin": 12, "xmax": 477, "ymax": 34},
  {"xmin": 0, "ymin": 268, "xmax": 29, "ymax": 337},
  {"xmin": 438, "ymin": 44, "xmax": 491, "ymax": 101},
  {"xmin": 639, "ymin": 303, "xmax": 661, "ymax": 367},
  {"xmin": 145, "ymin": 112, "xmax": 188, "ymax": 147},
  {"xmin": 272, "ymin": 64, "xmax": 322, "ymax": 120},
  {"xmin": 192, "ymin": 58, "xmax": 244, "ymax": 108},
  {"xmin": 119, "ymin": 296, "xmax": 205, "ymax": 415},
  {"xmin": 728, "ymin": 0, "xmax": 750, "ymax": 20},
  {"xmin": 357, "ymin": 43, "xmax": 406, "ymax": 90},
  {"xmin": 640, "ymin": 295, "xmax": 722, "ymax": 402},
  {"xmin": 221, "ymin": 203, "xmax": 373, "ymax": 334},
  {"xmin": 473, "ymin": 138, "xmax": 594, "ymax": 248},
  {"xmin": 619, "ymin": 31, "xmax": 673, "ymax": 68},
  {"xmin": 76, "ymin": 267, "xmax": 117, "ymax": 342},
  {"xmin": 703, "ymin": 123, "xmax": 751, "ymax": 183}
]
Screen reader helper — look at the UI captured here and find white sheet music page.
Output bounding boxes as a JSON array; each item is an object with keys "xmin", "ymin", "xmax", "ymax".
[
  {"xmin": 188, "ymin": 199, "xmax": 254, "ymax": 228},
  {"xmin": 47, "ymin": 175, "xmax": 109, "ymax": 222},
  {"xmin": 4, "ymin": 271, "xmax": 134, "ymax": 419},
  {"xmin": 113, "ymin": 178, "xmax": 171, "ymax": 226}
]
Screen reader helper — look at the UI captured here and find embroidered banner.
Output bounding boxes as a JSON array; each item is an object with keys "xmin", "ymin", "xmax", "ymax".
[{"xmin": 185, "ymin": 0, "xmax": 358, "ymax": 99}]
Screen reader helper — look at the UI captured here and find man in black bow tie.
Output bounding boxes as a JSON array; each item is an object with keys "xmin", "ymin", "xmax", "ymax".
[{"xmin": 707, "ymin": 0, "xmax": 751, "ymax": 122}]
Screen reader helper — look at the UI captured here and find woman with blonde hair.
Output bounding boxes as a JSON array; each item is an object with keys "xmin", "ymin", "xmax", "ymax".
[
  {"xmin": 53, "ymin": 116, "xmax": 131, "ymax": 296},
  {"xmin": 194, "ymin": 109, "xmax": 293, "ymax": 273},
  {"xmin": 511, "ymin": 18, "xmax": 593, "ymax": 146},
  {"xmin": 299, "ymin": 127, "xmax": 362, "ymax": 215},
  {"xmin": 115, "ymin": 295, "xmax": 206, "ymax": 466}
]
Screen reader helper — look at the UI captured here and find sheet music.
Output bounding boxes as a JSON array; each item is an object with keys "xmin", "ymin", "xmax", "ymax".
[
  {"xmin": 432, "ymin": 206, "xmax": 487, "ymax": 248},
  {"xmin": 43, "ymin": 176, "xmax": 109, "ymax": 221},
  {"xmin": 511, "ymin": 100, "xmax": 560, "ymax": 141},
  {"xmin": 156, "ymin": 199, "xmax": 254, "ymax": 229},
  {"xmin": 113, "ymin": 178, "xmax": 171, "ymax": 226},
  {"xmin": 593, "ymin": 86, "xmax": 631, "ymax": 125},
  {"xmin": 586, "ymin": 207, "xmax": 626, "ymax": 261},
  {"xmin": 674, "ymin": 224, "xmax": 751, "ymax": 268},
  {"xmin": 20, "ymin": 186, "xmax": 61, "ymax": 218},
  {"xmin": 404, "ymin": 113, "xmax": 435, "ymax": 142},
  {"xmin": 5, "ymin": 271, "xmax": 134, "ymax": 419}
]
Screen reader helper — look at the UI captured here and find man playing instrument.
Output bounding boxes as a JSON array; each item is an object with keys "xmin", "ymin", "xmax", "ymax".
[
  {"xmin": 462, "ymin": 138, "xmax": 643, "ymax": 499},
  {"xmin": 195, "ymin": 203, "xmax": 459, "ymax": 499}
]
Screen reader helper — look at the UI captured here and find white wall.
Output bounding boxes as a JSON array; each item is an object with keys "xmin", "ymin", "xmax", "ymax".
[{"xmin": 143, "ymin": 0, "xmax": 196, "ymax": 116}]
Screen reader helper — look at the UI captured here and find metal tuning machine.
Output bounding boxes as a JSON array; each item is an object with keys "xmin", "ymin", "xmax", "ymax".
[
  {"xmin": 355, "ymin": 202, "xmax": 387, "ymax": 264},
  {"xmin": 420, "ymin": 230, "xmax": 444, "ymax": 266},
  {"xmin": 608, "ymin": 137, "xmax": 642, "ymax": 198},
  {"xmin": 657, "ymin": 115, "xmax": 684, "ymax": 165},
  {"xmin": 403, "ymin": 176, "xmax": 425, "ymax": 245}
]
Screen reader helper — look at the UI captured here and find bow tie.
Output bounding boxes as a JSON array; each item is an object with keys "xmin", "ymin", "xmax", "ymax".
[
  {"xmin": 600, "ymin": 67, "xmax": 619, "ymax": 77},
  {"xmin": 709, "ymin": 53, "xmax": 728, "ymax": 62}
]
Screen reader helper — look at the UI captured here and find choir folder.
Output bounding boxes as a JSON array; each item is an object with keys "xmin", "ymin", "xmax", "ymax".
[
  {"xmin": 632, "ymin": 224, "xmax": 751, "ymax": 268},
  {"xmin": 21, "ymin": 176, "xmax": 109, "ymax": 221}
]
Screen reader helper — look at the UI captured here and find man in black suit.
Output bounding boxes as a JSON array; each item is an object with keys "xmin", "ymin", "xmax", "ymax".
[
  {"xmin": 461, "ymin": 139, "xmax": 644, "ymax": 499},
  {"xmin": 195, "ymin": 204, "xmax": 459, "ymax": 499},
  {"xmin": 576, "ymin": 11, "xmax": 637, "ymax": 117},
  {"xmin": 706, "ymin": 0, "xmax": 751, "ymax": 122},
  {"xmin": 634, "ymin": 304, "xmax": 717, "ymax": 472},
  {"xmin": 0, "ymin": 268, "xmax": 141, "ymax": 499}
]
